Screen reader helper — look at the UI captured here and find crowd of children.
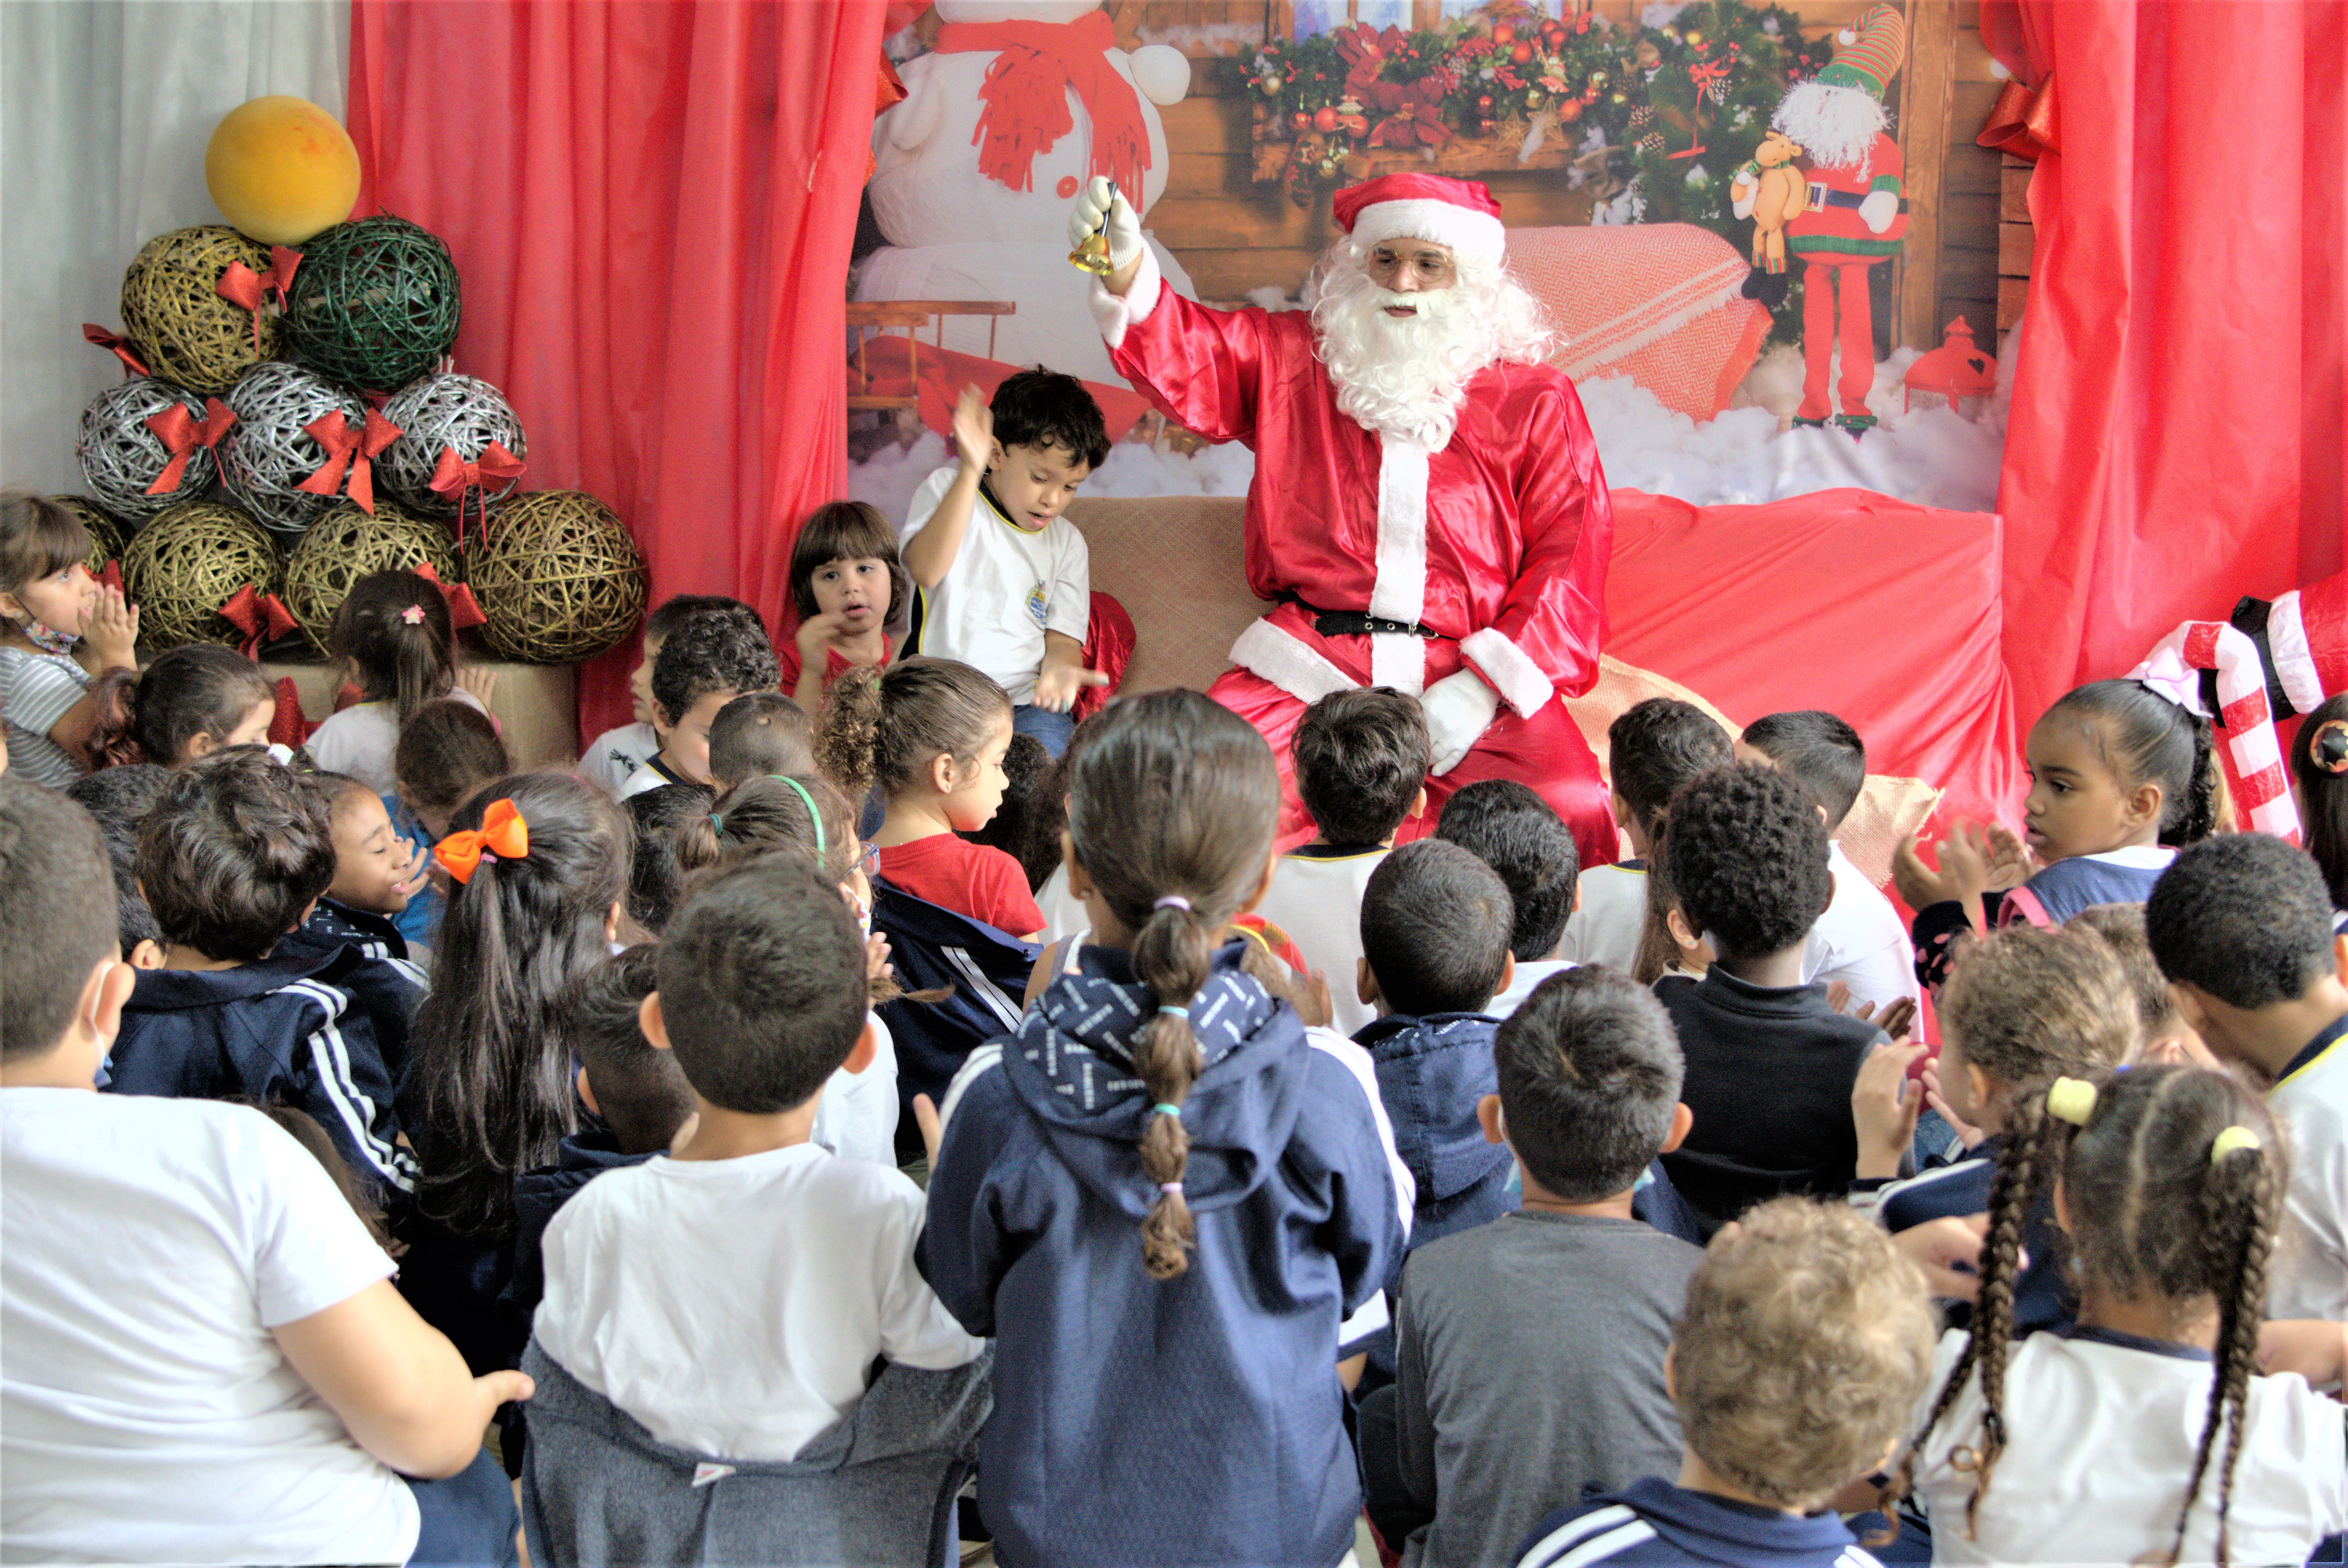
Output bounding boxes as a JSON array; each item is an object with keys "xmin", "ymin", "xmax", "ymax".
[{"xmin": 5, "ymin": 365, "xmax": 2348, "ymax": 1568}]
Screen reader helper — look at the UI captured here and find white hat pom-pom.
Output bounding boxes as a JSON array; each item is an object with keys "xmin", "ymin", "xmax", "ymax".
[{"xmin": 1839, "ymin": 27, "xmax": 1857, "ymax": 44}]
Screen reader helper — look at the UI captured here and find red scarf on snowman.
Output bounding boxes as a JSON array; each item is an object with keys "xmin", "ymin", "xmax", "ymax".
[{"xmin": 934, "ymin": 10, "xmax": 1151, "ymax": 201}]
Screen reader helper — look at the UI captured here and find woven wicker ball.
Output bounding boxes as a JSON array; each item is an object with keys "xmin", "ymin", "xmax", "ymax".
[
  {"xmin": 56, "ymin": 496, "xmax": 127, "ymax": 572},
  {"xmin": 118, "ymin": 225, "xmax": 281, "ymax": 396},
  {"xmin": 284, "ymin": 497, "xmax": 459, "ymax": 653},
  {"xmin": 219, "ymin": 360, "xmax": 366, "ymax": 539},
  {"xmin": 285, "ymin": 216, "xmax": 461, "ymax": 391},
  {"xmin": 121, "ymin": 501, "xmax": 282, "ymax": 651},
  {"xmin": 377, "ymin": 373, "xmax": 527, "ymax": 517},
  {"xmin": 75, "ymin": 378, "xmax": 218, "ymax": 521},
  {"xmin": 470, "ymin": 491, "xmax": 646, "ymax": 664}
]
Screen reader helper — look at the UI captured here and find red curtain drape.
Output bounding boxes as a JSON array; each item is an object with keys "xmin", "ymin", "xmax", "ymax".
[
  {"xmin": 348, "ymin": 0, "xmax": 888, "ymax": 743},
  {"xmin": 1984, "ymin": 0, "xmax": 2348, "ymax": 729}
]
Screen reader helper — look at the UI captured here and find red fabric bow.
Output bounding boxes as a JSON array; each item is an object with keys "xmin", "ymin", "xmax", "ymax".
[
  {"xmin": 296, "ymin": 407, "xmax": 402, "ymax": 515},
  {"xmin": 142, "ymin": 397, "xmax": 237, "ymax": 496},
  {"xmin": 95, "ymin": 560, "xmax": 123, "ymax": 596},
  {"xmin": 1977, "ymin": 72, "xmax": 2058, "ymax": 161},
  {"xmin": 411, "ymin": 559, "xmax": 488, "ymax": 632},
  {"xmin": 214, "ymin": 247, "xmax": 303, "ymax": 355},
  {"xmin": 933, "ymin": 11, "xmax": 1151, "ymax": 202},
  {"xmin": 82, "ymin": 323, "xmax": 150, "ymax": 378},
  {"xmin": 428, "ymin": 441, "xmax": 527, "ymax": 551},
  {"xmin": 219, "ymin": 583, "xmax": 298, "ymax": 659},
  {"xmin": 435, "ymin": 797, "xmax": 530, "ymax": 884},
  {"xmin": 267, "ymin": 675, "xmax": 311, "ymax": 749}
]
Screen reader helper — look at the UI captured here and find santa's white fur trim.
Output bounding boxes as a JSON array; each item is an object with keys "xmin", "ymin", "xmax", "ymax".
[
  {"xmin": 1345, "ymin": 199, "xmax": 1506, "ymax": 270},
  {"xmin": 1369, "ymin": 437, "xmax": 1430, "ymax": 630},
  {"xmin": 1370, "ymin": 634, "xmax": 1426, "ymax": 696},
  {"xmin": 1231, "ymin": 616, "xmax": 1359, "ymax": 705},
  {"xmin": 1461, "ymin": 628, "xmax": 1556, "ymax": 718},
  {"xmin": 1089, "ymin": 245, "xmax": 1163, "ymax": 351}
]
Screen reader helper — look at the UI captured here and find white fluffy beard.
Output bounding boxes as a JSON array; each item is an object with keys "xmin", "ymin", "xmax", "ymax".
[
  {"xmin": 1307, "ymin": 240, "xmax": 1556, "ymax": 450},
  {"xmin": 1773, "ymin": 80, "xmax": 1888, "ymax": 173}
]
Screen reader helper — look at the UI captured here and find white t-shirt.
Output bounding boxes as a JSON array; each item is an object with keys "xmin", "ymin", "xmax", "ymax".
[
  {"xmin": 1910, "ymin": 1325, "xmax": 2347, "ymax": 1566},
  {"xmin": 1800, "ymin": 841, "xmax": 1920, "ymax": 1014},
  {"xmin": 580, "ymin": 720, "xmax": 658, "ymax": 798},
  {"xmin": 1489, "ymin": 959, "xmax": 1577, "ymax": 1021},
  {"xmin": 1253, "ymin": 846, "xmax": 1390, "ymax": 1038},
  {"xmin": 1557, "ymin": 861, "xmax": 1649, "ymax": 975},
  {"xmin": 2269, "ymin": 1022, "xmax": 2348, "ymax": 1321},
  {"xmin": 808, "ymin": 1010, "xmax": 901, "ymax": 1167},
  {"xmin": 0, "ymin": 646, "xmax": 91, "ymax": 788},
  {"xmin": 1, "ymin": 1089, "xmax": 415, "ymax": 1564},
  {"xmin": 307, "ymin": 687, "xmax": 490, "ymax": 796},
  {"xmin": 1032, "ymin": 864, "xmax": 1089, "ymax": 946},
  {"xmin": 534, "ymin": 1141, "xmax": 983, "ymax": 1462},
  {"xmin": 901, "ymin": 464, "xmax": 1089, "ymax": 705}
]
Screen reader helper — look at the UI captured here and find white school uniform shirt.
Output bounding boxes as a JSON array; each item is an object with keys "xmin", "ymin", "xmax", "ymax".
[
  {"xmin": 579, "ymin": 720, "xmax": 659, "ymax": 798},
  {"xmin": 901, "ymin": 464, "xmax": 1089, "ymax": 705},
  {"xmin": 1557, "ymin": 860, "xmax": 1649, "ymax": 975},
  {"xmin": 808, "ymin": 1010, "xmax": 901, "ymax": 1167},
  {"xmin": 534, "ymin": 1141, "xmax": 984, "ymax": 1462},
  {"xmin": 2, "ymin": 1090, "xmax": 416, "ymax": 1564},
  {"xmin": 1800, "ymin": 841, "xmax": 1921, "ymax": 1014},
  {"xmin": 1489, "ymin": 959, "xmax": 1577, "ymax": 1020},
  {"xmin": 0, "ymin": 646, "xmax": 91, "ymax": 788},
  {"xmin": 1252, "ymin": 845, "xmax": 1391, "ymax": 1038},
  {"xmin": 1033, "ymin": 864, "xmax": 1091, "ymax": 946},
  {"xmin": 306, "ymin": 686, "xmax": 490, "ymax": 796},
  {"xmin": 2268, "ymin": 1017, "xmax": 2348, "ymax": 1322},
  {"xmin": 1911, "ymin": 1324, "xmax": 2348, "ymax": 1566}
]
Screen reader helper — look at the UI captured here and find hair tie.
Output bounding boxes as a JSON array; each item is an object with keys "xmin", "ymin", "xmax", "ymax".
[
  {"xmin": 2312, "ymin": 720, "xmax": 2348, "ymax": 777},
  {"xmin": 434, "ymin": 798, "xmax": 529, "ymax": 885},
  {"xmin": 1157, "ymin": 1004, "xmax": 1188, "ymax": 1019},
  {"xmin": 2210, "ymin": 1126, "xmax": 2262, "ymax": 1163},
  {"xmin": 771, "ymin": 775, "xmax": 826, "ymax": 857},
  {"xmin": 1154, "ymin": 895, "xmax": 1192, "ymax": 913},
  {"xmin": 2045, "ymin": 1075, "xmax": 2099, "ymax": 1127},
  {"xmin": 400, "ymin": 604, "xmax": 426, "ymax": 626},
  {"xmin": 1151, "ymin": 1102, "xmax": 1182, "ymax": 1119},
  {"xmin": 1158, "ymin": 1182, "xmax": 1183, "ymax": 1196},
  {"xmin": 709, "ymin": 812, "xmax": 725, "ymax": 834}
]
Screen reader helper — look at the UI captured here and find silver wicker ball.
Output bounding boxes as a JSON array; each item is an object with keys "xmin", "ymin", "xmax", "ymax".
[
  {"xmin": 377, "ymin": 373, "xmax": 528, "ymax": 518},
  {"xmin": 219, "ymin": 360, "xmax": 365, "ymax": 540},
  {"xmin": 74, "ymin": 378, "xmax": 217, "ymax": 521}
]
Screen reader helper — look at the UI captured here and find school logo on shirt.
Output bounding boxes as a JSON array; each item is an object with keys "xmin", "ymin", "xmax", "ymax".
[{"xmin": 1025, "ymin": 582, "xmax": 1048, "ymax": 628}]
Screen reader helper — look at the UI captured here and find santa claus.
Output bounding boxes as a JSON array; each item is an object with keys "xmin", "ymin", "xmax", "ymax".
[{"xmin": 1070, "ymin": 171, "xmax": 1618, "ymax": 867}]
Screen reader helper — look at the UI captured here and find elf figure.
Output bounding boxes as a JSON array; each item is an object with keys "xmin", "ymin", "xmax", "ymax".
[{"xmin": 1773, "ymin": 2, "xmax": 1909, "ymax": 433}]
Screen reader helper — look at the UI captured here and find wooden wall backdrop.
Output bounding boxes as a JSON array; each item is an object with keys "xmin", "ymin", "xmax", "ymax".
[{"xmin": 1045, "ymin": 0, "xmax": 2016, "ymax": 352}]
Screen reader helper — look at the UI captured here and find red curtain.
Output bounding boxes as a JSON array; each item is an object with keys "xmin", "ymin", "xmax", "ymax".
[
  {"xmin": 1984, "ymin": 0, "xmax": 2348, "ymax": 729},
  {"xmin": 348, "ymin": 0, "xmax": 888, "ymax": 743}
]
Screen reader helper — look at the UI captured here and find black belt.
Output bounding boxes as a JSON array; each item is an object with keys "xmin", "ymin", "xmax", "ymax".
[
  {"xmin": 1280, "ymin": 592, "xmax": 1436, "ymax": 639},
  {"xmin": 1808, "ymin": 183, "xmax": 1910, "ymax": 215}
]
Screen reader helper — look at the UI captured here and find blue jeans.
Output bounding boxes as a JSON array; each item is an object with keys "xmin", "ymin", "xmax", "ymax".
[
  {"xmin": 407, "ymin": 1445, "xmax": 520, "ymax": 1567},
  {"xmin": 1012, "ymin": 703, "xmax": 1075, "ymax": 759}
]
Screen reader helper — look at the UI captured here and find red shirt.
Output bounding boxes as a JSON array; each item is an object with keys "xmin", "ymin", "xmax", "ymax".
[
  {"xmin": 777, "ymin": 636, "xmax": 894, "ymax": 698},
  {"xmin": 877, "ymin": 833, "xmax": 1045, "ymax": 938}
]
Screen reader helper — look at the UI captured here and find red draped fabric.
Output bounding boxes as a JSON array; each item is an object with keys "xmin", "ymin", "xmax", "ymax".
[
  {"xmin": 347, "ymin": 0, "xmax": 888, "ymax": 743},
  {"xmin": 1984, "ymin": 0, "xmax": 2348, "ymax": 728}
]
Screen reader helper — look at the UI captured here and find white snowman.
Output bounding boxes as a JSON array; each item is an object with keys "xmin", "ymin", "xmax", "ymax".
[{"xmin": 859, "ymin": 0, "xmax": 1197, "ymax": 387}]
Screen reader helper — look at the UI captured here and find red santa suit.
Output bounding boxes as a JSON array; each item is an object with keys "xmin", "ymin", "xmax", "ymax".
[{"xmin": 1093, "ymin": 180, "xmax": 1619, "ymax": 868}]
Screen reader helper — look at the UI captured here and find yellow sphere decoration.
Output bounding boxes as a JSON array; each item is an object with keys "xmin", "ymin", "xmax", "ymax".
[{"xmin": 204, "ymin": 96, "xmax": 361, "ymax": 247}]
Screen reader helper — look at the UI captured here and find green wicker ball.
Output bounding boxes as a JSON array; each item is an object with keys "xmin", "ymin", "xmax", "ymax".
[
  {"xmin": 119, "ymin": 225, "xmax": 281, "ymax": 396},
  {"xmin": 470, "ymin": 491, "xmax": 646, "ymax": 664},
  {"xmin": 121, "ymin": 501, "xmax": 282, "ymax": 651},
  {"xmin": 285, "ymin": 497, "xmax": 460, "ymax": 654},
  {"xmin": 284, "ymin": 215, "xmax": 461, "ymax": 392},
  {"xmin": 56, "ymin": 496, "xmax": 127, "ymax": 573}
]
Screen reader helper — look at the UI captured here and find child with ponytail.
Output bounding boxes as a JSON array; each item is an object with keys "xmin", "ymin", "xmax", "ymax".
[
  {"xmin": 1887, "ymin": 1065, "xmax": 2346, "ymax": 1565},
  {"xmin": 669, "ymin": 772, "xmax": 901, "ymax": 1165},
  {"xmin": 89, "ymin": 645, "xmax": 275, "ymax": 767},
  {"xmin": 395, "ymin": 770, "xmax": 630, "ymax": 1377},
  {"xmin": 308, "ymin": 570, "xmax": 490, "ymax": 795},
  {"xmin": 1895, "ymin": 678, "xmax": 2220, "ymax": 991},
  {"xmin": 918, "ymin": 690, "xmax": 1411, "ymax": 1568},
  {"xmin": 817, "ymin": 656, "xmax": 1043, "ymax": 939}
]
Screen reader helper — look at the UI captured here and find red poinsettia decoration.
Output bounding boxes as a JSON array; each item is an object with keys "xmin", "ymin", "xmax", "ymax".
[
  {"xmin": 1368, "ymin": 78, "xmax": 1452, "ymax": 147},
  {"xmin": 1336, "ymin": 22, "xmax": 1409, "ymax": 95}
]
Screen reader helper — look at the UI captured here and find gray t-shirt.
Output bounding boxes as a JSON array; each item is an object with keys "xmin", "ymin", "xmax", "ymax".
[
  {"xmin": 0, "ymin": 646, "xmax": 90, "ymax": 788},
  {"xmin": 1395, "ymin": 1210, "xmax": 1699, "ymax": 1568}
]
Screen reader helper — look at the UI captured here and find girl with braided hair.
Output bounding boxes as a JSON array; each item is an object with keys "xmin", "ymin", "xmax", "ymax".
[
  {"xmin": 916, "ymin": 690, "xmax": 1410, "ymax": 1568},
  {"xmin": 1886, "ymin": 1065, "xmax": 2346, "ymax": 1565}
]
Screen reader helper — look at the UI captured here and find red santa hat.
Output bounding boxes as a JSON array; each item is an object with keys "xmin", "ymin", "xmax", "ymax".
[{"xmin": 1331, "ymin": 174, "xmax": 1506, "ymax": 270}]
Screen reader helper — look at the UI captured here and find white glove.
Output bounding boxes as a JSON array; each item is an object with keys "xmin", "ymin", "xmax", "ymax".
[
  {"xmin": 1421, "ymin": 669, "xmax": 1501, "ymax": 777},
  {"xmin": 1068, "ymin": 175, "xmax": 1145, "ymax": 271},
  {"xmin": 1859, "ymin": 188, "xmax": 1900, "ymax": 235}
]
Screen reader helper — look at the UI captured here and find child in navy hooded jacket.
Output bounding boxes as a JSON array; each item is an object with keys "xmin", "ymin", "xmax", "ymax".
[{"xmin": 919, "ymin": 692, "xmax": 1411, "ymax": 1568}]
